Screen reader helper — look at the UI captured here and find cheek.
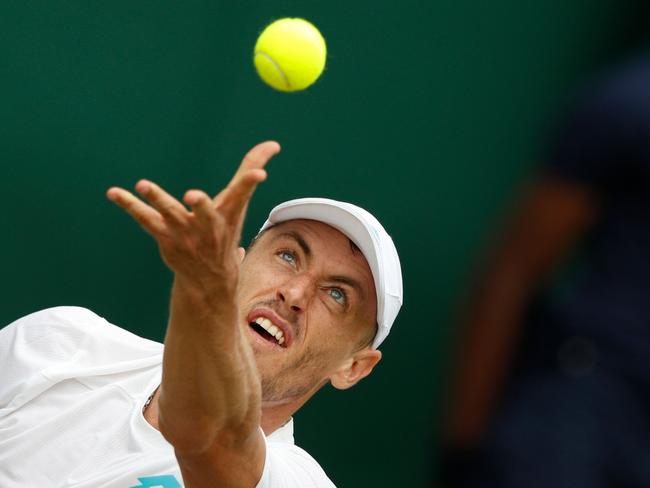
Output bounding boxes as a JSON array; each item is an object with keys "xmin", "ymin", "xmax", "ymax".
[
  {"xmin": 238, "ymin": 258, "xmax": 284, "ymax": 300},
  {"xmin": 240, "ymin": 254, "xmax": 268, "ymax": 283},
  {"xmin": 237, "ymin": 260, "xmax": 263, "ymax": 300},
  {"xmin": 308, "ymin": 317, "xmax": 355, "ymax": 356},
  {"xmin": 331, "ymin": 316, "xmax": 374, "ymax": 351}
]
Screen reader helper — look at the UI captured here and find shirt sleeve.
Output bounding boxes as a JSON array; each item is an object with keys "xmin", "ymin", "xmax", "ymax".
[{"xmin": 256, "ymin": 437, "xmax": 336, "ymax": 488}]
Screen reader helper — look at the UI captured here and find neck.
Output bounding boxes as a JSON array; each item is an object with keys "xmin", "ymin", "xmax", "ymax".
[
  {"xmin": 259, "ymin": 395, "xmax": 311, "ymax": 435},
  {"xmin": 143, "ymin": 385, "xmax": 315, "ymax": 437}
]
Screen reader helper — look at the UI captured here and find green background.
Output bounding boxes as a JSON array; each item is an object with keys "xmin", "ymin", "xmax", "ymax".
[{"xmin": 1, "ymin": 1, "xmax": 648, "ymax": 486}]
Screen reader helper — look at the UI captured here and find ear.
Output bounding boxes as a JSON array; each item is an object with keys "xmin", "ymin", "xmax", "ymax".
[
  {"xmin": 238, "ymin": 247, "xmax": 246, "ymax": 262},
  {"xmin": 330, "ymin": 349, "xmax": 382, "ymax": 390}
]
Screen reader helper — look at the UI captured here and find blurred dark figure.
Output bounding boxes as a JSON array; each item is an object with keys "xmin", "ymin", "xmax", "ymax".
[{"xmin": 441, "ymin": 52, "xmax": 650, "ymax": 488}]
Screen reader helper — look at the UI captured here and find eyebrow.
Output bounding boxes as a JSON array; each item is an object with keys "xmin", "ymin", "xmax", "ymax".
[
  {"xmin": 329, "ymin": 275, "xmax": 364, "ymax": 297},
  {"xmin": 272, "ymin": 231, "xmax": 312, "ymax": 258}
]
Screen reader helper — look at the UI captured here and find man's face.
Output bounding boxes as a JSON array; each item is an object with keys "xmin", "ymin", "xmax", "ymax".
[{"xmin": 237, "ymin": 219, "xmax": 377, "ymax": 404}]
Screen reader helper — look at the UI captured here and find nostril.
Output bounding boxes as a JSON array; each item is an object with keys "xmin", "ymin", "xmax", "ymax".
[
  {"xmin": 291, "ymin": 305, "xmax": 300, "ymax": 312},
  {"xmin": 278, "ymin": 292, "xmax": 285, "ymax": 302}
]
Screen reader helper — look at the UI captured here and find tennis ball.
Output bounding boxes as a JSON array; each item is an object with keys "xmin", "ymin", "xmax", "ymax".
[{"xmin": 254, "ymin": 18, "xmax": 326, "ymax": 92}]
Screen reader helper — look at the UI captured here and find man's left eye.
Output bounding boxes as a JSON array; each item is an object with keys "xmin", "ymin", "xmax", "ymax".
[
  {"xmin": 329, "ymin": 288, "xmax": 347, "ymax": 305},
  {"xmin": 279, "ymin": 251, "xmax": 296, "ymax": 264}
]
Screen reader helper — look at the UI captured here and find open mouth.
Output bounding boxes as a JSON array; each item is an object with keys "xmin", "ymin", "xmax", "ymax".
[{"xmin": 249, "ymin": 317, "xmax": 286, "ymax": 347}]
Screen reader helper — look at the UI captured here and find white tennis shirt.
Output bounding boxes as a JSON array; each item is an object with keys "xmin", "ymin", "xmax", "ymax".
[{"xmin": 0, "ymin": 307, "xmax": 335, "ymax": 487}]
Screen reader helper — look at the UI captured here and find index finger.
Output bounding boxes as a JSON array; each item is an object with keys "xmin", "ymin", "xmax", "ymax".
[{"xmin": 214, "ymin": 141, "xmax": 281, "ymax": 218}]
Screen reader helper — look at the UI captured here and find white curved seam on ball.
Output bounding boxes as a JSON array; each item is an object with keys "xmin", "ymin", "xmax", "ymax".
[{"xmin": 255, "ymin": 51, "xmax": 291, "ymax": 90}]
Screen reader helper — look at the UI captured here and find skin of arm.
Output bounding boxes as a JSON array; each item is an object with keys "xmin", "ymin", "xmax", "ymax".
[
  {"xmin": 107, "ymin": 141, "xmax": 281, "ymax": 487},
  {"xmin": 445, "ymin": 174, "xmax": 599, "ymax": 448}
]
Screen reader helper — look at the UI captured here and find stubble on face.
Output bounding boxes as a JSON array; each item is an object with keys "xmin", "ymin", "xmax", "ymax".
[{"xmin": 259, "ymin": 341, "xmax": 332, "ymax": 403}]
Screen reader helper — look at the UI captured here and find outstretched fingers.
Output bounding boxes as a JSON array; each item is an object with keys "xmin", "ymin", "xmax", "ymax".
[
  {"xmin": 106, "ymin": 141, "xmax": 280, "ymax": 274},
  {"xmin": 239, "ymin": 140, "xmax": 281, "ymax": 172},
  {"xmin": 184, "ymin": 189, "xmax": 218, "ymax": 229},
  {"xmin": 135, "ymin": 180, "xmax": 188, "ymax": 226},
  {"xmin": 214, "ymin": 141, "xmax": 281, "ymax": 221},
  {"xmin": 107, "ymin": 187, "xmax": 166, "ymax": 236}
]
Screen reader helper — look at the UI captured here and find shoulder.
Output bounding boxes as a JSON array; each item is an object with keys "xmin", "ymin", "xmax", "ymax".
[
  {"xmin": 1, "ymin": 306, "xmax": 106, "ymax": 348},
  {"xmin": 4, "ymin": 305, "xmax": 107, "ymax": 329},
  {"xmin": 0, "ymin": 306, "xmax": 162, "ymax": 408},
  {"xmin": 1, "ymin": 306, "xmax": 162, "ymax": 363}
]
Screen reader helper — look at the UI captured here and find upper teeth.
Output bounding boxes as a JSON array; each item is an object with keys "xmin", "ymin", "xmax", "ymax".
[{"xmin": 254, "ymin": 317, "xmax": 285, "ymax": 345}]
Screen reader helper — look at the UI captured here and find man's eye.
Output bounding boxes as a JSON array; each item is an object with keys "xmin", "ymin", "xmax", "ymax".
[
  {"xmin": 329, "ymin": 288, "xmax": 347, "ymax": 305},
  {"xmin": 279, "ymin": 251, "xmax": 296, "ymax": 265}
]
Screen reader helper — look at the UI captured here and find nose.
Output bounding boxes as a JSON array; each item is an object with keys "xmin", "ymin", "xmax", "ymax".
[{"xmin": 277, "ymin": 274, "xmax": 313, "ymax": 313}]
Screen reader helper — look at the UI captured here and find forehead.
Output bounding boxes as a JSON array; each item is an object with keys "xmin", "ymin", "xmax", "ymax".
[{"xmin": 263, "ymin": 219, "xmax": 356, "ymax": 254}]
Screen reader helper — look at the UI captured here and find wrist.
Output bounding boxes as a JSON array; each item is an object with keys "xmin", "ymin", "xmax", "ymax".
[
  {"xmin": 170, "ymin": 277, "xmax": 239, "ymax": 329},
  {"xmin": 172, "ymin": 273, "xmax": 237, "ymax": 305}
]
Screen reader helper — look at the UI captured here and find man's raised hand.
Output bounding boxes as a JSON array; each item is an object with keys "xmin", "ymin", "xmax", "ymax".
[{"xmin": 106, "ymin": 141, "xmax": 281, "ymax": 293}]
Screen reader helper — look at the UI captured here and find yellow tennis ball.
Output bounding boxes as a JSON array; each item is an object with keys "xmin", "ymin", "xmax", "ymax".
[{"xmin": 254, "ymin": 18, "xmax": 327, "ymax": 92}]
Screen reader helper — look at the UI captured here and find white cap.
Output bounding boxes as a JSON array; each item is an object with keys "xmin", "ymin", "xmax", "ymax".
[{"xmin": 259, "ymin": 198, "xmax": 403, "ymax": 349}]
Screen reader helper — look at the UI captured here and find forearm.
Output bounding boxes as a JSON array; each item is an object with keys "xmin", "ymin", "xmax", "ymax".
[
  {"xmin": 446, "ymin": 267, "xmax": 530, "ymax": 445},
  {"xmin": 158, "ymin": 277, "xmax": 261, "ymax": 454}
]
